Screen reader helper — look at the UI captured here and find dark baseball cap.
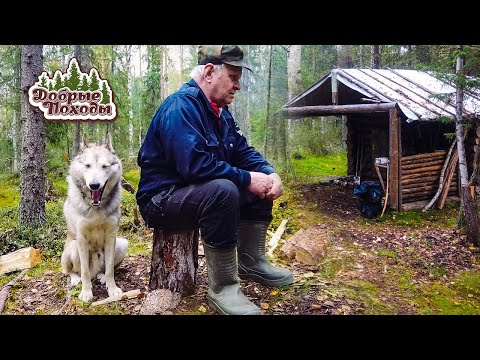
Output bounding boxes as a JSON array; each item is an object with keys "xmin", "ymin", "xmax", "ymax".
[{"xmin": 198, "ymin": 45, "xmax": 252, "ymax": 71}]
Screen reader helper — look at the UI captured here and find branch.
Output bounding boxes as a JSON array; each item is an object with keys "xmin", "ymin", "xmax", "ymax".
[
  {"xmin": 0, "ymin": 269, "xmax": 28, "ymax": 313},
  {"xmin": 267, "ymin": 219, "xmax": 288, "ymax": 257},
  {"xmin": 91, "ymin": 289, "xmax": 143, "ymax": 307}
]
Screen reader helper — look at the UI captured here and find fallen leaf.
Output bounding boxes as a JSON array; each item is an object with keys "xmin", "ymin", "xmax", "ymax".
[
  {"xmin": 260, "ymin": 302, "xmax": 270, "ymax": 310},
  {"xmin": 198, "ymin": 305, "xmax": 207, "ymax": 313},
  {"xmin": 270, "ymin": 290, "xmax": 279, "ymax": 296}
]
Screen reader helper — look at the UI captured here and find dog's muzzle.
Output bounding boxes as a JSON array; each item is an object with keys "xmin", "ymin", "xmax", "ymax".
[{"xmin": 89, "ymin": 181, "xmax": 107, "ymax": 206}]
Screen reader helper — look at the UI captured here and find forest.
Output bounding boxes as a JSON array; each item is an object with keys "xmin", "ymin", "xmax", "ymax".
[{"xmin": 1, "ymin": 45, "xmax": 480, "ymax": 315}]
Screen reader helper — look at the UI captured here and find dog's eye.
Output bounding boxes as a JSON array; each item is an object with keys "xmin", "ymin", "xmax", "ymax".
[
  {"xmin": 85, "ymin": 164, "xmax": 91, "ymax": 168},
  {"xmin": 102, "ymin": 164, "xmax": 110, "ymax": 169}
]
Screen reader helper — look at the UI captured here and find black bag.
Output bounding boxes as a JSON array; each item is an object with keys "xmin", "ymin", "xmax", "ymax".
[{"xmin": 353, "ymin": 181, "xmax": 383, "ymax": 219}]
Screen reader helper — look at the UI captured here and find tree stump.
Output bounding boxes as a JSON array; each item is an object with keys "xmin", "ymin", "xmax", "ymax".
[{"xmin": 149, "ymin": 228, "xmax": 199, "ymax": 296}]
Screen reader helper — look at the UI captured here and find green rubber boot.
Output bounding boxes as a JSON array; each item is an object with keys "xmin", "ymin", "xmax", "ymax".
[
  {"xmin": 238, "ymin": 220, "xmax": 294, "ymax": 287},
  {"xmin": 203, "ymin": 244, "xmax": 262, "ymax": 315}
]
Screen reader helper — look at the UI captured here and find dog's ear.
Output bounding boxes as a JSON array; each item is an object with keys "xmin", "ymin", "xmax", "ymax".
[
  {"xmin": 104, "ymin": 133, "xmax": 115, "ymax": 153},
  {"xmin": 80, "ymin": 135, "xmax": 89, "ymax": 151}
]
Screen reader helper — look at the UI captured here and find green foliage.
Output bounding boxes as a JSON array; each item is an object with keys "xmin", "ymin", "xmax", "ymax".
[
  {"xmin": 123, "ymin": 169, "xmax": 140, "ymax": 189},
  {"xmin": 0, "ymin": 173, "xmax": 20, "ymax": 209},
  {"xmin": 290, "ymin": 117, "xmax": 345, "ymax": 157},
  {"xmin": 414, "ymin": 279, "xmax": 480, "ymax": 315},
  {"xmin": 291, "ymin": 152, "xmax": 347, "ymax": 183},
  {"xmin": 380, "ymin": 205, "xmax": 458, "ymax": 228}
]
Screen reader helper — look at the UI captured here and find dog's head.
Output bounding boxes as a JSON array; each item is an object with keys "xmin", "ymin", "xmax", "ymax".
[{"xmin": 71, "ymin": 134, "xmax": 122, "ymax": 206}]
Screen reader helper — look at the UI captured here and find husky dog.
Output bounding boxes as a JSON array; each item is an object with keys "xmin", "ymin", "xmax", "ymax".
[{"xmin": 61, "ymin": 136, "xmax": 128, "ymax": 302}]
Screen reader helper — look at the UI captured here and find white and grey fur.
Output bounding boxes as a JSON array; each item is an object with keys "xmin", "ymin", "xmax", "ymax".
[{"xmin": 61, "ymin": 135, "xmax": 128, "ymax": 302}]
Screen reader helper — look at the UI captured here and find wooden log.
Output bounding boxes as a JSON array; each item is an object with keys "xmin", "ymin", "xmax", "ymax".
[
  {"xmin": 279, "ymin": 228, "xmax": 328, "ymax": 266},
  {"xmin": 402, "ymin": 185, "xmax": 440, "ymax": 195},
  {"xmin": 401, "ymin": 159, "xmax": 445, "ymax": 170},
  {"xmin": 0, "ymin": 247, "xmax": 41, "ymax": 275},
  {"xmin": 282, "ymin": 103, "xmax": 397, "ymax": 118},
  {"xmin": 402, "ymin": 176, "xmax": 440, "ymax": 186},
  {"xmin": 149, "ymin": 229, "xmax": 199, "ymax": 297},
  {"xmin": 402, "ymin": 151, "xmax": 447, "ymax": 162},
  {"xmin": 402, "ymin": 165, "xmax": 443, "ymax": 175},
  {"xmin": 422, "ymin": 142, "xmax": 457, "ymax": 211},
  {"xmin": 402, "ymin": 156, "xmax": 446, "ymax": 165},
  {"xmin": 438, "ymin": 151, "xmax": 459, "ymax": 209},
  {"xmin": 402, "ymin": 180, "xmax": 438, "ymax": 189},
  {"xmin": 401, "ymin": 171, "xmax": 441, "ymax": 181}
]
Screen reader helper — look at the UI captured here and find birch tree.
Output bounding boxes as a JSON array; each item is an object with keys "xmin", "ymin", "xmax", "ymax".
[
  {"xmin": 455, "ymin": 45, "xmax": 479, "ymax": 246},
  {"xmin": 18, "ymin": 45, "xmax": 46, "ymax": 228}
]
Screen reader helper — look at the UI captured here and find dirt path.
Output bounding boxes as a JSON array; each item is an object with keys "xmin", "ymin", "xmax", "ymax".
[{"xmin": 3, "ymin": 184, "xmax": 480, "ymax": 315}]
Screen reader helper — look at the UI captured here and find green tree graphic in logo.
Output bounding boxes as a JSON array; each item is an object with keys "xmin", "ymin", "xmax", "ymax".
[
  {"xmin": 28, "ymin": 57, "xmax": 117, "ymax": 121},
  {"xmin": 38, "ymin": 73, "xmax": 49, "ymax": 89},
  {"xmin": 66, "ymin": 59, "xmax": 81, "ymax": 90},
  {"xmin": 79, "ymin": 74, "xmax": 89, "ymax": 91},
  {"xmin": 89, "ymin": 70, "xmax": 100, "ymax": 91}
]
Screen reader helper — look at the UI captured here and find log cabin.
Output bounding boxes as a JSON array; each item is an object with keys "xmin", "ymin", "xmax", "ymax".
[{"xmin": 282, "ymin": 68, "xmax": 480, "ymax": 211}]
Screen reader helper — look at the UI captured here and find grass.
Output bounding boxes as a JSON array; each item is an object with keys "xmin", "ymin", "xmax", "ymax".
[
  {"xmin": 2, "ymin": 151, "xmax": 480, "ymax": 315},
  {"xmin": 290, "ymin": 152, "xmax": 347, "ymax": 183}
]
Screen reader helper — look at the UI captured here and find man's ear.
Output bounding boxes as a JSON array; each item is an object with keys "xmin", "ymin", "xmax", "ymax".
[{"xmin": 204, "ymin": 63, "xmax": 214, "ymax": 82}]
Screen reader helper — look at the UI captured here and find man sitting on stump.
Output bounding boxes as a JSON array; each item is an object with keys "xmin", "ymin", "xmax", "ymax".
[{"xmin": 136, "ymin": 45, "xmax": 294, "ymax": 315}]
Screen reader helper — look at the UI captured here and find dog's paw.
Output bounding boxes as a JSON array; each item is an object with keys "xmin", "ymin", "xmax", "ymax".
[
  {"xmin": 69, "ymin": 274, "xmax": 81, "ymax": 287},
  {"xmin": 97, "ymin": 273, "xmax": 106, "ymax": 284},
  {"xmin": 78, "ymin": 289, "xmax": 94, "ymax": 302},
  {"xmin": 107, "ymin": 286, "xmax": 123, "ymax": 297}
]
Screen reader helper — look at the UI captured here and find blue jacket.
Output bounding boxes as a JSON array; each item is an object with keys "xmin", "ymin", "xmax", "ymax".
[{"xmin": 136, "ymin": 79, "xmax": 275, "ymax": 208}]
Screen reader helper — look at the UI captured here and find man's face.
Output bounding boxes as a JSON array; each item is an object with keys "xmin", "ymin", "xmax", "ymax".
[{"xmin": 210, "ymin": 64, "xmax": 242, "ymax": 107}]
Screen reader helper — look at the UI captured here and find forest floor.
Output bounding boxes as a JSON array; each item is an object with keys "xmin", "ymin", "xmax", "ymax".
[{"xmin": 3, "ymin": 182, "xmax": 480, "ymax": 316}]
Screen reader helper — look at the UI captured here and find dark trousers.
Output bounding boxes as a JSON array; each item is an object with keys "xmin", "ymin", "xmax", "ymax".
[{"xmin": 139, "ymin": 179, "xmax": 273, "ymax": 249}]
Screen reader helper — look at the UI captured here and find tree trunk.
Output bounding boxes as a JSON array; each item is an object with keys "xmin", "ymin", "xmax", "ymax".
[
  {"xmin": 19, "ymin": 45, "xmax": 46, "ymax": 228},
  {"xmin": 263, "ymin": 45, "xmax": 273, "ymax": 158},
  {"xmin": 455, "ymin": 45, "xmax": 479, "ymax": 246},
  {"xmin": 126, "ymin": 45, "xmax": 134, "ymax": 157},
  {"xmin": 72, "ymin": 45, "xmax": 82, "ymax": 156},
  {"xmin": 12, "ymin": 46, "xmax": 21, "ymax": 173},
  {"xmin": 373, "ymin": 45, "xmax": 381, "ymax": 69},
  {"xmin": 149, "ymin": 229, "xmax": 199, "ymax": 296}
]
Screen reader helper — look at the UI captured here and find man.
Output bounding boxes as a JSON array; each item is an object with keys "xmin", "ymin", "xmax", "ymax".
[{"xmin": 137, "ymin": 45, "xmax": 294, "ymax": 315}]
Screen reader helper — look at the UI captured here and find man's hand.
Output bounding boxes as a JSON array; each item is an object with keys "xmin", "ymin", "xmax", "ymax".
[
  {"xmin": 247, "ymin": 171, "xmax": 273, "ymax": 199},
  {"xmin": 265, "ymin": 173, "xmax": 283, "ymax": 200}
]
